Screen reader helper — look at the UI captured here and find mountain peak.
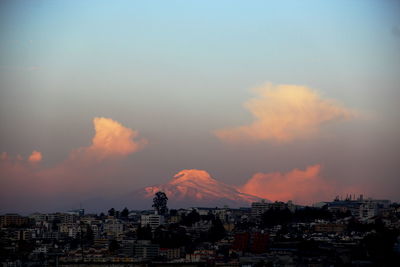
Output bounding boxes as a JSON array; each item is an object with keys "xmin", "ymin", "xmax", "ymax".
[{"xmin": 170, "ymin": 169, "xmax": 217, "ymax": 185}]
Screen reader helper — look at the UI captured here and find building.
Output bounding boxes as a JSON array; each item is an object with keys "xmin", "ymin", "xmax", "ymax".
[
  {"xmin": 232, "ymin": 232, "xmax": 250, "ymax": 252},
  {"xmin": 359, "ymin": 201, "xmax": 379, "ymax": 220},
  {"xmin": 159, "ymin": 247, "xmax": 183, "ymax": 260},
  {"xmin": 251, "ymin": 200, "xmax": 296, "ymax": 220},
  {"xmin": 314, "ymin": 223, "xmax": 346, "ymax": 233},
  {"xmin": 120, "ymin": 239, "xmax": 135, "ymax": 257},
  {"xmin": 0, "ymin": 214, "xmax": 29, "ymax": 227},
  {"xmin": 232, "ymin": 232, "xmax": 269, "ymax": 254},
  {"xmin": 327, "ymin": 199, "xmax": 362, "ymax": 217},
  {"xmin": 141, "ymin": 214, "xmax": 164, "ymax": 229},
  {"xmin": 28, "ymin": 212, "xmax": 76, "ymax": 224},
  {"xmin": 186, "ymin": 249, "xmax": 215, "ymax": 262},
  {"xmin": 250, "ymin": 232, "xmax": 269, "ymax": 254},
  {"xmin": 104, "ymin": 219, "xmax": 124, "ymax": 237},
  {"xmin": 326, "ymin": 195, "xmax": 391, "ymax": 220},
  {"xmin": 133, "ymin": 240, "xmax": 159, "ymax": 260},
  {"xmin": 251, "ymin": 200, "xmax": 270, "ymax": 219},
  {"xmin": 67, "ymin": 208, "xmax": 85, "ymax": 217}
]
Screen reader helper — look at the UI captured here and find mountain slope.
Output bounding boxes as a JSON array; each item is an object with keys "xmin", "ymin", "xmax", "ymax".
[{"xmin": 131, "ymin": 169, "xmax": 264, "ymax": 208}]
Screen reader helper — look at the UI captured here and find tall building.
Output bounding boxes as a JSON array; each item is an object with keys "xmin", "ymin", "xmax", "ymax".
[{"xmin": 251, "ymin": 200, "xmax": 270, "ymax": 219}]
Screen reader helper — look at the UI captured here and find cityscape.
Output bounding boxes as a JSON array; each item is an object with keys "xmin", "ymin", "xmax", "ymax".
[{"xmin": 1, "ymin": 192, "xmax": 400, "ymax": 266}]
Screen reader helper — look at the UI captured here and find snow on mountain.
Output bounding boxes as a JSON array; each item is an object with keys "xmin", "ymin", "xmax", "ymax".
[{"xmin": 131, "ymin": 169, "xmax": 264, "ymax": 208}]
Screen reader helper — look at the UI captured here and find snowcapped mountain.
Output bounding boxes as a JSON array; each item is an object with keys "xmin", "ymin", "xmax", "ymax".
[{"xmin": 130, "ymin": 169, "xmax": 264, "ymax": 208}]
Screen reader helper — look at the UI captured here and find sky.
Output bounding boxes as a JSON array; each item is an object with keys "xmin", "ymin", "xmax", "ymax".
[{"xmin": 1, "ymin": 0, "xmax": 400, "ymax": 213}]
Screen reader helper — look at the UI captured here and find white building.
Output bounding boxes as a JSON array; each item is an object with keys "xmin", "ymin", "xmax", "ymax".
[
  {"xmin": 141, "ymin": 214, "xmax": 164, "ymax": 229},
  {"xmin": 359, "ymin": 201, "xmax": 378, "ymax": 220}
]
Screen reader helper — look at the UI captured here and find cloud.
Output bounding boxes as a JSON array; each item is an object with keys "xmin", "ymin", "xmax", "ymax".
[
  {"xmin": 1, "ymin": 152, "xmax": 24, "ymax": 162},
  {"xmin": 239, "ymin": 165, "xmax": 335, "ymax": 205},
  {"xmin": 215, "ymin": 83, "xmax": 355, "ymax": 143},
  {"xmin": 1, "ymin": 152, "xmax": 9, "ymax": 160},
  {"xmin": 28, "ymin": 150, "xmax": 42, "ymax": 163},
  {"xmin": 71, "ymin": 117, "xmax": 147, "ymax": 161},
  {"xmin": 0, "ymin": 118, "xmax": 147, "ymax": 212}
]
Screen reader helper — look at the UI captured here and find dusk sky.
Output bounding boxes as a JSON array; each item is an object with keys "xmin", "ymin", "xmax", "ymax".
[{"xmin": 1, "ymin": 0, "xmax": 400, "ymax": 213}]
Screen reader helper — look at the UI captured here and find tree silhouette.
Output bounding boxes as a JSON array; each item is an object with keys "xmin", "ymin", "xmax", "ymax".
[
  {"xmin": 108, "ymin": 239, "xmax": 120, "ymax": 253},
  {"xmin": 108, "ymin": 208, "xmax": 115, "ymax": 217},
  {"xmin": 180, "ymin": 210, "xmax": 201, "ymax": 226},
  {"xmin": 261, "ymin": 208, "xmax": 292, "ymax": 227},
  {"xmin": 137, "ymin": 225, "xmax": 152, "ymax": 240},
  {"xmin": 121, "ymin": 207, "xmax": 129, "ymax": 218},
  {"xmin": 208, "ymin": 217, "xmax": 226, "ymax": 242},
  {"xmin": 152, "ymin": 191, "xmax": 168, "ymax": 215}
]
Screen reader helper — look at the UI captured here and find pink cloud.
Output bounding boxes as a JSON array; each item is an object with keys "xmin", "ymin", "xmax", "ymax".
[
  {"xmin": 70, "ymin": 117, "xmax": 148, "ymax": 161},
  {"xmin": 0, "ymin": 118, "xmax": 148, "ymax": 210},
  {"xmin": 239, "ymin": 165, "xmax": 336, "ymax": 205},
  {"xmin": 215, "ymin": 83, "xmax": 356, "ymax": 143},
  {"xmin": 28, "ymin": 150, "xmax": 42, "ymax": 163}
]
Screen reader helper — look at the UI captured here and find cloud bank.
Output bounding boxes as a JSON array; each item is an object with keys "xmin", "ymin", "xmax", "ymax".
[
  {"xmin": 215, "ymin": 83, "xmax": 355, "ymax": 143},
  {"xmin": 239, "ymin": 165, "xmax": 335, "ymax": 205}
]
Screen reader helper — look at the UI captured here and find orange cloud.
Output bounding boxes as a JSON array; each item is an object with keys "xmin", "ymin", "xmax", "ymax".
[
  {"xmin": 28, "ymin": 150, "xmax": 42, "ymax": 163},
  {"xmin": 215, "ymin": 83, "xmax": 355, "ymax": 143},
  {"xmin": 71, "ymin": 117, "xmax": 147, "ymax": 161},
  {"xmin": 239, "ymin": 165, "xmax": 335, "ymax": 205}
]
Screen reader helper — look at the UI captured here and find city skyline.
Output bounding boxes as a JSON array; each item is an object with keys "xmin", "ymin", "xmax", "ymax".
[{"xmin": 1, "ymin": 0, "xmax": 400, "ymax": 213}]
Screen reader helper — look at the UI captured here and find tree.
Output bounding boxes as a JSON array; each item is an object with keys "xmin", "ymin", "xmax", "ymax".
[
  {"xmin": 261, "ymin": 208, "xmax": 292, "ymax": 227},
  {"xmin": 180, "ymin": 210, "xmax": 201, "ymax": 226},
  {"xmin": 84, "ymin": 224, "xmax": 94, "ymax": 245},
  {"xmin": 52, "ymin": 218, "xmax": 61, "ymax": 231},
  {"xmin": 208, "ymin": 217, "xmax": 226, "ymax": 242},
  {"xmin": 121, "ymin": 207, "xmax": 129, "ymax": 218},
  {"xmin": 108, "ymin": 208, "xmax": 115, "ymax": 217},
  {"xmin": 108, "ymin": 239, "xmax": 120, "ymax": 253},
  {"xmin": 152, "ymin": 191, "xmax": 168, "ymax": 215},
  {"xmin": 137, "ymin": 225, "xmax": 152, "ymax": 240}
]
